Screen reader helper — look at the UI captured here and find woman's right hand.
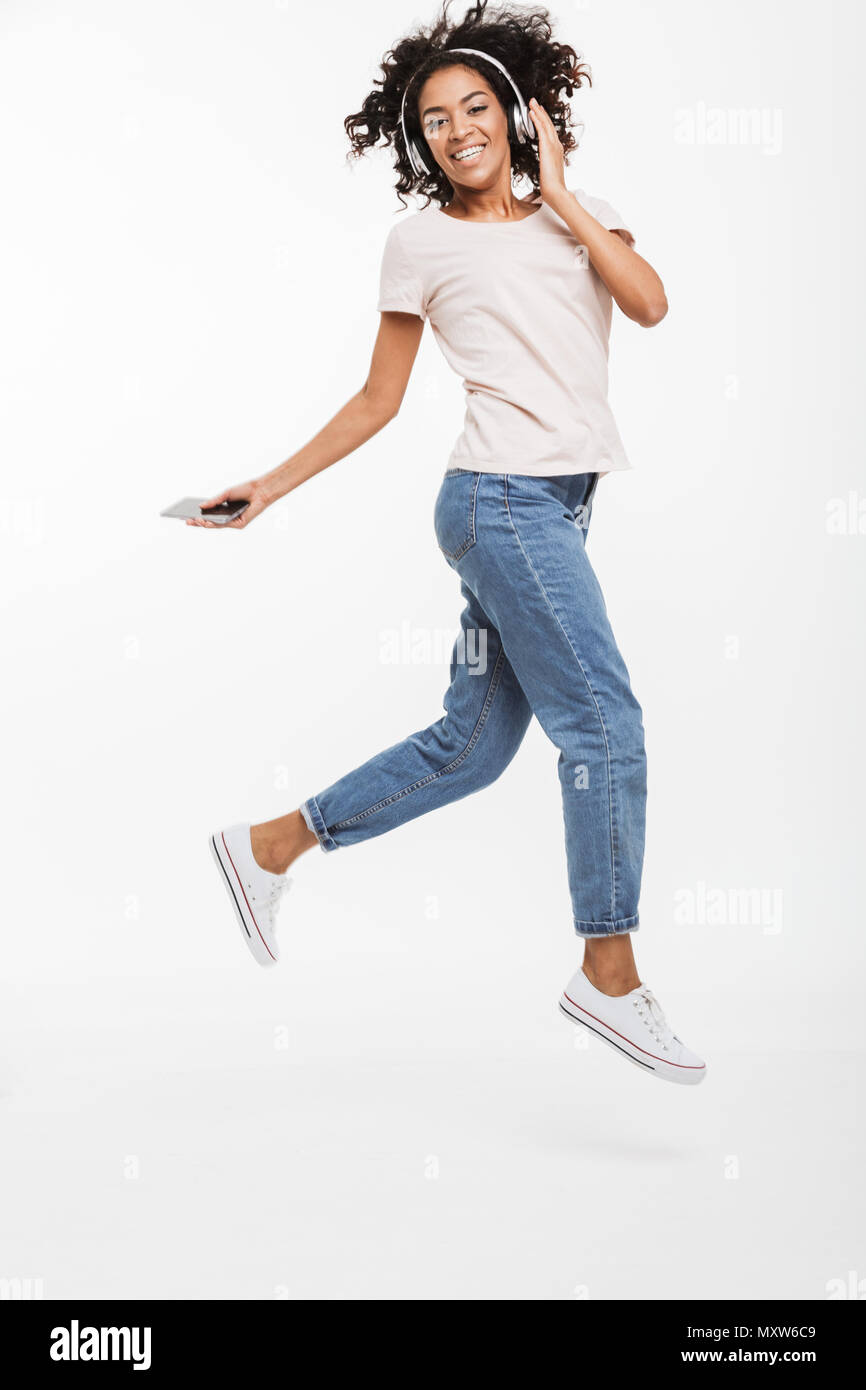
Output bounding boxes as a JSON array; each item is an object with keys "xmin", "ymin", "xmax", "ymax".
[{"xmin": 185, "ymin": 477, "xmax": 274, "ymax": 529}]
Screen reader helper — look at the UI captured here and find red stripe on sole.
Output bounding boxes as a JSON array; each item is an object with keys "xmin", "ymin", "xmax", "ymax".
[
  {"xmin": 220, "ymin": 831, "xmax": 276, "ymax": 962},
  {"xmin": 562, "ymin": 991, "xmax": 705, "ymax": 1071}
]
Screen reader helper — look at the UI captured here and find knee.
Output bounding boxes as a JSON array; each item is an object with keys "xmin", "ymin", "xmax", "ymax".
[
  {"xmin": 430, "ymin": 703, "xmax": 529, "ymax": 793},
  {"xmin": 619, "ymin": 695, "xmax": 646, "ymax": 763},
  {"xmin": 553, "ymin": 691, "xmax": 645, "ymax": 773},
  {"xmin": 600, "ymin": 681, "xmax": 646, "ymax": 754},
  {"xmin": 469, "ymin": 714, "xmax": 529, "ymax": 791}
]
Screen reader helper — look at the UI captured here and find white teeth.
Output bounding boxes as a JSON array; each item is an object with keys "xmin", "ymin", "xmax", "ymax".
[{"xmin": 453, "ymin": 145, "xmax": 484, "ymax": 161}]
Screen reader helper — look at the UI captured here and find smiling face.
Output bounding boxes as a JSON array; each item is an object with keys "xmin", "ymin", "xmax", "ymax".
[{"xmin": 415, "ymin": 64, "xmax": 510, "ymax": 185}]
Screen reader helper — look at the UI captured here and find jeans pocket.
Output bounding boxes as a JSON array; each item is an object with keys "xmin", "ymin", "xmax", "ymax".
[{"xmin": 434, "ymin": 470, "xmax": 480, "ymax": 561}]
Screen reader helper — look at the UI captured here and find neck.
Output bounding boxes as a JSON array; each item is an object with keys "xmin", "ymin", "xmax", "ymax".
[{"xmin": 444, "ymin": 184, "xmax": 537, "ymax": 221}]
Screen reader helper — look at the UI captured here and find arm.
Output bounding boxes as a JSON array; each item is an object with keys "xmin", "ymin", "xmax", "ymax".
[
  {"xmin": 546, "ymin": 190, "xmax": 669, "ymax": 328},
  {"xmin": 187, "ymin": 310, "xmax": 425, "ymax": 528},
  {"xmin": 527, "ymin": 97, "xmax": 668, "ymax": 329}
]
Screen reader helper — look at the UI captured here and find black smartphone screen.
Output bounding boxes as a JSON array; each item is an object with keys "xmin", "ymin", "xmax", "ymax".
[{"xmin": 200, "ymin": 500, "xmax": 249, "ymax": 517}]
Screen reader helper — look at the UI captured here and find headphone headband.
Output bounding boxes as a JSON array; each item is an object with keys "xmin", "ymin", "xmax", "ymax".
[{"xmin": 399, "ymin": 45, "xmax": 537, "ymax": 179}]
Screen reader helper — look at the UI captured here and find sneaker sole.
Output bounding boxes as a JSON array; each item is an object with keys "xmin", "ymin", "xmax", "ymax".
[
  {"xmin": 209, "ymin": 832, "xmax": 277, "ymax": 967},
  {"xmin": 558, "ymin": 995, "xmax": 706, "ymax": 1086}
]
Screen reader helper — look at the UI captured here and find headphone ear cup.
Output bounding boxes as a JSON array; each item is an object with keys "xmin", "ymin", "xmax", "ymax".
[
  {"xmin": 516, "ymin": 101, "xmax": 536, "ymax": 143},
  {"xmin": 510, "ymin": 101, "xmax": 535, "ymax": 146},
  {"xmin": 409, "ymin": 137, "xmax": 431, "ymax": 177},
  {"xmin": 508, "ymin": 101, "xmax": 526, "ymax": 147}
]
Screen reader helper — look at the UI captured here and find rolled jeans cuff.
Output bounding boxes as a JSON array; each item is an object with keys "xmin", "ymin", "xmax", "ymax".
[
  {"xmin": 574, "ymin": 913, "xmax": 640, "ymax": 938},
  {"xmin": 301, "ymin": 796, "xmax": 339, "ymax": 853}
]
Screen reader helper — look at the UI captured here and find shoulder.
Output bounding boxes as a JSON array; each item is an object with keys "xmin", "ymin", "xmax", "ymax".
[
  {"xmin": 566, "ymin": 186, "xmax": 635, "ymax": 247},
  {"xmin": 382, "ymin": 205, "xmax": 438, "ymax": 242},
  {"xmin": 379, "ymin": 207, "xmax": 440, "ymax": 269}
]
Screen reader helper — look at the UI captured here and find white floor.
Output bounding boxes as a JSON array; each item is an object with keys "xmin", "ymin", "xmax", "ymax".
[{"xmin": 2, "ymin": 929, "xmax": 860, "ymax": 1300}]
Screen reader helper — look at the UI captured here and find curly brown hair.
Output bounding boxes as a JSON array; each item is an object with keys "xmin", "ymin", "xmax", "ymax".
[{"xmin": 344, "ymin": 0, "xmax": 591, "ymax": 211}]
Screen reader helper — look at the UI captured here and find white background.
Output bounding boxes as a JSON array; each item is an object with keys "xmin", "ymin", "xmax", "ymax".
[{"xmin": 2, "ymin": 0, "xmax": 864, "ymax": 1300}]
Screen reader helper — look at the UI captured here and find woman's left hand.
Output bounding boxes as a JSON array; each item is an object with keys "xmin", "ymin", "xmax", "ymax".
[{"xmin": 528, "ymin": 97, "xmax": 569, "ymax": 210}]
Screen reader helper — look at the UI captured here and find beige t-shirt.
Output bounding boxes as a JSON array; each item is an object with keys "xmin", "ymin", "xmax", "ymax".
[{"xmin": 377, "ymin": 186, "xmax": 635, "ymax": 476}]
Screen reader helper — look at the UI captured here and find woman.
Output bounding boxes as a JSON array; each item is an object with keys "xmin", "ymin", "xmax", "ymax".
[{"xmin": 193, "ymin": 1, "xmax": 706, "ymax": 1086}]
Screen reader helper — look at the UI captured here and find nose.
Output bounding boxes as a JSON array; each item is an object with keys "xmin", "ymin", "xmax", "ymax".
[
  {"xmin": 450, "ymin": 117, "xmax": 477, "ymax": 144},
  {"xmin": 450, "ymin": 130, "xmax": 478, "ymax": 151}
]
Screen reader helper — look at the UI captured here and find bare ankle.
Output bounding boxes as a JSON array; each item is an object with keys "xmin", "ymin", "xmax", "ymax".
[
  {"xmin": 250, "ymin": 811, "xmax": 316, "ymax": 876},
  {"xmin": 250, "ymin": 828, "xmax": 288, "ymax": 875},
  {"xmin": 582, "ymin": 961, "xmax": 641, "ymax": 996},
  {"xmin": 581, "ymin": 938, "xmax": 641, "ymax": 996}
]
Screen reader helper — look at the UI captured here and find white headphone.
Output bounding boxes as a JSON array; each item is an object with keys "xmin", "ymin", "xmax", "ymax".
[{"xmin": 399, "ymin": 46, "xmax": 538, "ymax": 179}]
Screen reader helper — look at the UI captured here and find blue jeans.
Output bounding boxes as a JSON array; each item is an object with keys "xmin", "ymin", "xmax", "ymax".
[{"xmin": 302, "ymin": 470, "xmax": 647, "ymax": 937}]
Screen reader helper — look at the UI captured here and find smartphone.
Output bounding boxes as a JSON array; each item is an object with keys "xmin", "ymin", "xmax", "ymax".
[{"xmin": 160, "ymin": 497, "xmax": 250, "ymax": 524}]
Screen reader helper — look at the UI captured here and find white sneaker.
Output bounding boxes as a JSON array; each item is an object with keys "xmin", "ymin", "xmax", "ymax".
[
  {"xmin": 209, "ymin": 823, "xmax": 292, "ymax": 967},
  {"xmin": 559, "ymin": 967, "xmax": 707, "ymax": 1085}
]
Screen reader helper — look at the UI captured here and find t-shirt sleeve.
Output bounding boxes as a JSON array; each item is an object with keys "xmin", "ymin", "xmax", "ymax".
[
  {"xmin": 573, "ymin": 189, "xmax": 636, "ymax": 249},
  {"xmin": 377, "ymin": 225, "xmax": 428, "ymax": 320}
]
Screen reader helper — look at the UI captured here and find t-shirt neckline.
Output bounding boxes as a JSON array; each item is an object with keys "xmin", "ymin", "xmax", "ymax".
[{"xmin": 436, "ymin": 199, "xmax": 543, "ymax": 227}]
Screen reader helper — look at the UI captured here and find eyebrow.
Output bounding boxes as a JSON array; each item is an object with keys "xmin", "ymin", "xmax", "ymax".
[{"xmin": 421, "ymin": 90, "xmax": 488, "ymax": 119}]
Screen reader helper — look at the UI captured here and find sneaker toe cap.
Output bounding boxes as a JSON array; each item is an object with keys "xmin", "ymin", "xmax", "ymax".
[{"xmin": 671, "ymin": 1041, "xmax": 707, "ymax": 1078}]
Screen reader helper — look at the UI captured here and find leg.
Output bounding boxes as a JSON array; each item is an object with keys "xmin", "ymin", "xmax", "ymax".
[
  {"xmin": 251, "ymin": 808, "xmax": 316, "ymax": 876},
  {"xmin": 448, "ymin": 470, "xmax": 647, "ymax": 945},
  {"xmin": 581, "ymin": 932, "xmax": 640, "ymax": 994},
  {"xmin": 258, "ymin": 580, "xmax": 532, "ymax": 868}
]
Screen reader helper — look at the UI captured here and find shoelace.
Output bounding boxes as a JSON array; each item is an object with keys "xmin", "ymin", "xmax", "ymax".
[
  {"xmin": 632, "ymin": 986, "xmax": 675, "ymax": 1051},
  {"xmin": 264, "ymin": 876, "xmax": 293, "ymax": 925}
]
